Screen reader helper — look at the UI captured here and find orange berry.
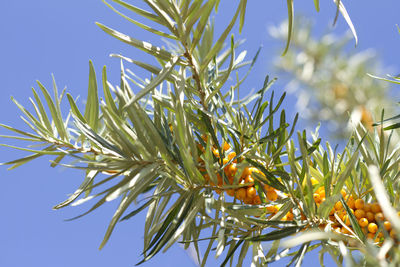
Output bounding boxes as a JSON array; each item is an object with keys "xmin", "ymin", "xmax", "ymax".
[
  {"xmin": 340, "ymin": 189, "xmax": 347, "ymax": 198},
  {"xmin": 329, "ymin": 208, "xmax": 335, "ymax": 215},
  {"xmin": 347, "ymin": 199, "xmax": 356, "ymax": 210},
  {"xmin": 264, "ymin": 184, "xmax": 274, "ymax": 192},
  {"xmin": 244, "ymin": 197, "xmax": 253, "ymax": 204},
  {"xmin": 286, "ymin": 212, "xmax": 294, "ymax": 221},
  {"xmin": 228, "ymin": 163, "xmax": 237, "ymax": 177},
  {"xmin": 227, "ymin": 152, "xmax": 237, "ymax": 163},
  {"xmin": 246, "ymin": 187, "xmax": 257, "ymax": 198},
  {"xmin": 368, "ymin": 223, "xmax": 378, "ymax": 234},
  {"xmin": 226, "ymin": 189, "xmax": 235, "ymax": 197},
  {"xmin": 212, "ymin": 148, "xmax": 220, "ymax": 157},
  {"xmin": 367, "ymin": 233, "xmax": 375, "ymax": 240},
  {"xmin": 390, "ymin": 229, "xmax": 397, "ymax": 238},
  {"xmin": 267, "ymin": 190, "xmax": 278, "ymax": 201},
  {"xmin": 371, "ymin": 203, "xmax": 381, "ymax": 213},
  {"xmin": 223, "ymin": 141, "xmax": 230, "ymax": 151},
  {"xmin": 253, "ymin": 195, "xmax": 261, "ymax": 205},
  {"xmin": 355, "ymin": 199, "xmax": 365, "ymax": 209},
  {"xmin": 334, "ymin": 201, "xmax": 343, "ymax": 211},
  {"xmin": 281, "ymin": 215, "xmax": 288, "ymax": 221},
  {"xmin": 366, "ymin": 212, "xmax": 375, "ymax": 222},
  {"xmin": 235, "ymin": 188, "xmax": 246, "ymax": 201},
  {"xmin": 354, "ymin": 209, "xmax": 366, "ymax": 219},
  {"xmin": 364, "ymin": 203, "xmax": 371, "ymax": 212},
  {"xmin": 310, "ymin": 177, "xmax": 319, "ymax": 185},
  {"xmin": 245, "ymin": 175, "xmax": 254, "ymax": 185},
  {"xmin": 359, "ymin": 218, "xmax": 369, "ymax": 227},
  {"xmin": 313, "ymin": 193, "xmax": 321, "ymax": 203},
  {"xmin": 317, "ymin": 189, "xmax": 326, "ymax": 198},
  {"xmin": 222, "ymin": 158, "xmax": 229, "ymax": 166},
  {"xmin": 266, "ymin": 205, "xmax": 278, "ymax": 213},
  {"xmin": 375, "ymin": 212, "xmax": 384, "ymax": 222},
  {"xmin": 241, "ymin": 167, "xmax": 251, "ymax": 178},
  {"xmin": 384, "ymin": 221, "xmax": 392, "ymax": 231},
  {"xmin": 197, "ymin": 143, "xmax": 205, "ymax": 152},
  {"xmin": 341, "ymin": 227, "xmax": 350, "ymax": 234},
  {"xmin": 343, "ymin": 215, "xmax": 351, "ymax": 226}
]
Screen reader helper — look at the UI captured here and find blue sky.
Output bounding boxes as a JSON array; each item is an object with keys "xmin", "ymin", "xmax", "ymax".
[{"xmin": 0, "ymin": 1, "xmax": 399, "ymax": 267}]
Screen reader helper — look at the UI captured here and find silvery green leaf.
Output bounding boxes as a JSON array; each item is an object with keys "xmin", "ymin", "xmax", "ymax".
[{"xmin": 123, "ymin": 55, "xmax": 179, "ymax": 108}]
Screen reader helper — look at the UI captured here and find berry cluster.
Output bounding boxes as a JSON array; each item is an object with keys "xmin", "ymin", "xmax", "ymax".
[
  {"xmin": 313, "ymin": 185, "xmax": 395, "ymax": 244},
  {"xmin": 197, "ymin": 139, "xmax": 280, "ymax": 206}
]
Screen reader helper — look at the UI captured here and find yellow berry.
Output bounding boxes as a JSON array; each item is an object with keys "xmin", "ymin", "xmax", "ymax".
[
  {"xmin": 368, "ymin": 223, "xmax": 378, "ymax": 234},
  {"xmin": 244, "ymin": 175, "xmax": 254, "ymax": 185},
  {"xmin": 223, "ymin": 141, "xmax": 230, "ymax": 151},
  {"xmin": 355, "ymin": 199, "xmax": 365, "ymax": 209},
  {"xmin": 384, "ymin": 221, "xmax": 392, "ymax": 231},
  {"xmin": 227, "ymin": 152, "xmax": 237, "ymax": 163},
  {"xmin": 266, "ymin": 205, "xmax": 278, "ymax": 213},
  {"xmin": 340, "ymin": 189, "xmax": 347, "ymax": 198},
  {"xmin": 366, "ymin": 212, "xmax": 375, "ymax": 222},
  {"xmin": 226, "ymin": 189, "xmax": 235, "ymax": 197},
  {"xmin": 347, "ymin": 199, "xmax": 356, "ymax": 209},
  {"xmin": 313, "ymin": 193, "xmax": 321, "ymax": 203},
  {"xmin": 241, "ymin": 167, "xmax": 251, "ymax": 178},
  {"xmin": 343, "ymin": 215, "xmax": 351, "ymax": 226},
  {"xmin": 364, "ymin": 203, "xmax": 371, "ymax": 212},
  {"xmin": 334, "ymin": 201, "xmax": 343, "ymax": 211},
  {"xmin": 253, "ymin": 195, "xmax": 261, "ymax": 205},
  {"xmin": 371, "ymin": 203, "xmax": 381, "ymax": 213},
  {"xmin": 246, "ymin": 187, "xmax": 257, "ymax": 199},
  {"xmin": 367, "ymin": 233, "xmax": 375, "ymax": 240},
  {"xmin": 359, "ymin": 218, "xmax": 369, "ymax": 227},
  {"xmin": 375, "ymin": 212, "xmax": 384, "ymax": 222},
  {"xmin": 267, "ymin": 190, "xmax": 278, "ymax": 201},
  {"xmin": 235, "ymin": 188, "xmax": 246, "ymax": 201},
  {"xmin": 228, "ymin": 163, "xmax": 237, "ymax": 177},
  {"xmin": 354, "ymin": 209, "xmax": 366, "ymax": 219}
]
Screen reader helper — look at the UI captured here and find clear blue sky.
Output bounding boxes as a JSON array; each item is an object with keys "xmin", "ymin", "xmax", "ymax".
[{"xmin": 0, "ymin": 1, "xmax": 399, "ymax": 267}]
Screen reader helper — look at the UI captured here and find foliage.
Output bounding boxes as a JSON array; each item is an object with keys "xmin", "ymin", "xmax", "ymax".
[
  {"xmin": 1, "ymin": 1, "xmax": 400, "ymax": 266},
  {"xmin": 270, "ymin": 17, "xmax": 396, "ymax": 139}
]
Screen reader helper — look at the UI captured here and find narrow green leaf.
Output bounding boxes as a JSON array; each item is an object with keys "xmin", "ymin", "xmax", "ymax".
[
  {"xmin": 123, "ymin": 56, "xmax": 179, "ymax": 109},
  {"xmin": 221, "ymin": 239, "xmax": 244, "ymax": 267},
  {"xmin": 333, "ymin": 0, "xmax": 358, "ymax": 45},
  {"xmin": 200, "ymin": 0, "xmax": 242, "ymax": 72},
  {"xmin": 340, "ymin": 197, "xmax": 364, "ymax": 240},
  {"xmin": 282, "ymin": 0, "xmax": 294, "ymax": 56},
  {"xmin": 120, "ymin": 199, "xmax": 154, "ymax": 221},
  {"xmin": 36, "ymin": 81, "xmax": 68, "ymax": 140},
  {"xmin": 111, "ymin": 0, "xmax": 162, "ymax": 24},
  {"xmin": 104, "ymin": 0, "xmax": 177, "ymax": 39},
  {"xmin": 97, "ymin": 23, "xmax": 178, "ymax": 62},
  {"xmin": 238, "ymin": 0, "xmax": 247, "ymax": 33},
  {"xmin": 246, "ymin": 158, "xmax": 286, "ymax": 192},
  {"xmin": 31, "ymin": 87, "xmax": 52, "ymax": 131},
  {"xmin": 53, "ymin": 170, "xmax": 98, "ymax": 209},
  {"xmin": 313, "ymin": 0, "xmax": 320, "ymax": 11},
  {"xmin": 84, "ymin": 61, "xmax": 99, "ymax": 131},
  {"xmin": 66, "ymin": 94, "xmax": 86, "ymax": 123},
  {"xmin": 247, "ymin": 226, "xmax": 300, "ymax": 242}
]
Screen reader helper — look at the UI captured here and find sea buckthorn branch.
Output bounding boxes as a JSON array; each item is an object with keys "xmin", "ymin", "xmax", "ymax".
[{"xmin": 1, "ymin": 1, "xmax": 399, "ymax": 267}]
